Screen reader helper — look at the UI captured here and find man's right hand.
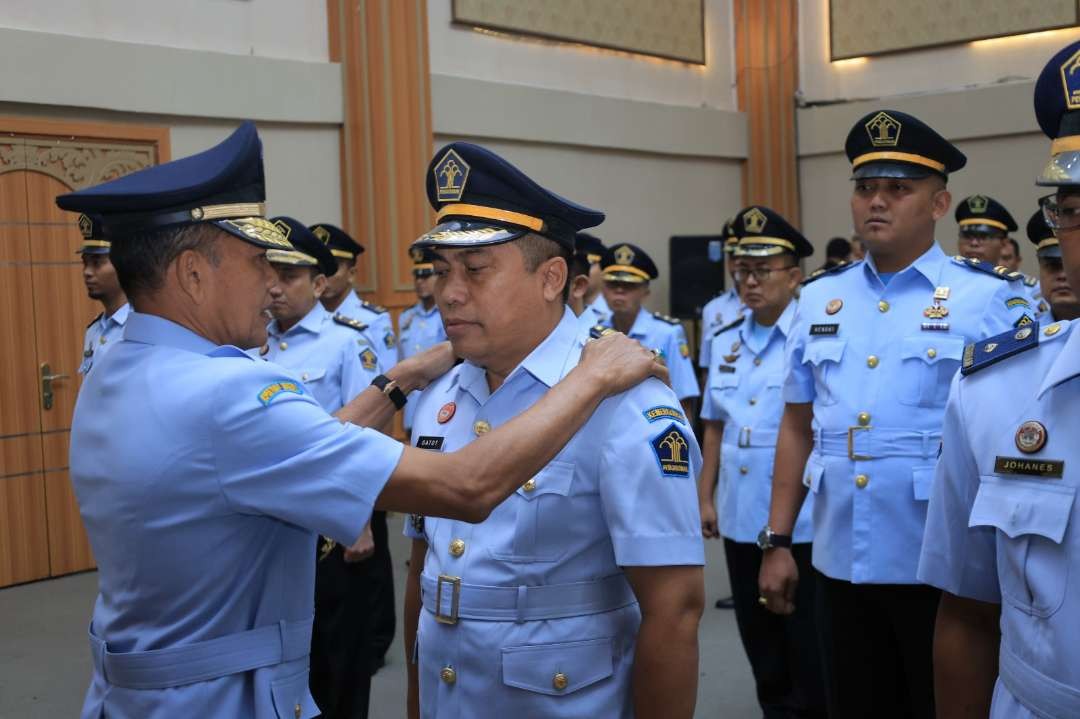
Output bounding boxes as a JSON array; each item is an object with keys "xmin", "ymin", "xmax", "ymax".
[
  {"xmin": 758, "ymin": 547, "xmax": 798, "ymax": 615},
  {"xmin": 699, "ymin": 503, "xmax": 719, "ymax": 539},
  {"xmin": 579, "ymin": 332, "xmax": 669, "ymax": 396}
]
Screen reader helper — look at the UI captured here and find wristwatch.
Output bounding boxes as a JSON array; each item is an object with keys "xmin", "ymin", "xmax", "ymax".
[
  {"xmin": 757, "ymin": 525, "xmax": 792, "ymax": 551},
  {"xmin": 371, "ymin": 374, "xmax": 407, "ymax": 410}
]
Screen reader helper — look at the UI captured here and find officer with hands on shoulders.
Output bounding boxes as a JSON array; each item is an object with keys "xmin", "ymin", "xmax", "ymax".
[
  {"xmin": 55, "ymin": 121, "xmax": 665, "ymax": 719},
  {"xmin": 918, "ymin": 40, "xmax": 1080, "ymax": 719}
]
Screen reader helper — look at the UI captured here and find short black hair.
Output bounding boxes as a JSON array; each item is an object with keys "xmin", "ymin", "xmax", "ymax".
[
  {"xmin": 1005, "ymin": 237, "xmax": 1021, "ymax": 258},
  {"xmin": 110, "ymin": 223, "xmax": 221, "ymax": 302},
  {"xmin": 514, "ymin": 234, "xmax": 572, "ymax": 301},
  {"xmin": 825, "ymin": 237, "xmax": 851, "ymax": 259}
]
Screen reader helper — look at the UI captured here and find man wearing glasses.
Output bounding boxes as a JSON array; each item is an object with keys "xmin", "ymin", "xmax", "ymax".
[
  {"xmin": 1026, "ymin": 207, "xmax": 1080, "ymax": 322},
  {"xmin": 955, "ymin": 195, "xmax": 1039, "ymax": 310}
]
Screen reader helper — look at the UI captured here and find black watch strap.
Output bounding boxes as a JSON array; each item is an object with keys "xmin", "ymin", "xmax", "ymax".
[
  {"xmin": 769, "ymin": 533, "xmax": 793, "ymax": 549},
  {"xmin": 371, "ymin": 374, "xmax": 407, "ymax": 410}
]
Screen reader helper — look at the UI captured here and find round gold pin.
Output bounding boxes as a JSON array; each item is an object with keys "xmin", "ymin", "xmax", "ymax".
[
  {"xmin": 826, "ymin": 299, "xmax": 843, "ymax": 315},
  {"xmin": 1015, "ymin": 420, "xmax": 1047, "ymax": 454},
  {"xmin": 473, "ymin": 419, "xmax": 491, "ymax": 436}
]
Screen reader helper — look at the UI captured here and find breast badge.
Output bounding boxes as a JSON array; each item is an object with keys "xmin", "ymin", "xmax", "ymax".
[
  {"xmin": 826, "ymin": 299, "xmax": 843, "ymax": 315},
  {"xmin": 1015, "ymin": 420, "xmax": 1048, "ymax": 454},
  {"xmin": 437, "ymin": 402, "xmax": 456, "ymax": 423}
]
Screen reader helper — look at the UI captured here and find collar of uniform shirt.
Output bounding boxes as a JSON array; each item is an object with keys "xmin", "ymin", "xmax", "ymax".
[
  {"xmin": 270, "ymin": 301, "xmax": 326, "ymax": 338},
  {"xmin": 741, "ymin": 298, "xmax": 797, "ymax": 353},
  {"xmin": 123, "ymin": 311, "xmax": 220, "ymax": 354},
  {"xmin": 108, "ymin": 302, "xmax": 132, "ymax": 327},
  {"xmin": 861, "ymin": 241, "xmax": 947, "ymax": 288},
  {"xmin": 626, "ymin": 305, "xmax": 654, "ymax": 337},
  {"xmin": 1037, "ymin": 321, "xmax": 1080, "ymax": 398}
]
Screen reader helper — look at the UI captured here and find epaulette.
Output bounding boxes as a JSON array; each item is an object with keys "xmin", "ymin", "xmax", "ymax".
[
  {"xmin": 333, "ymin": 313, "xmax": 369, "ymax": 332},
  {"xmin": 712, "ymin": 315, "xmax": 746, "ymax": 338},
  {"xmin": 651, "ymin": 311, "xmax": 681, "ymax": 325},
  {"xmin": 589, "ymin": 324, "xmax": 618, "ymax": 340},
  {"xmin": 951, "ymin": 256, "xmax": 1024, "ymax": 282},
  {"xmin": 960, "ymin": 321, "xmax": 1069, "ymax": 376},
  {"xmin": 1023, "ymin": 274, "xmax": 1038, "ymax": 288},
  {"xmin": 801, "ymin": 260, "xmax": 860, "ymax": 286},
  {"xmin": 360, "ymin": 299, "xmax": 388, "ymax": 314},
  {"xmin": 86, "ymin": 312, "xmax": 103, "ymax": 329}
]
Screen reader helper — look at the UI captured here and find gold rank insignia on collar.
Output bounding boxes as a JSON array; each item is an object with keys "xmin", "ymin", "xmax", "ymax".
[
  {"xmin": 865, "ymin": 111, "xmax": 902, "ymax": 147},
  {"xmin": 434, "ymin": 148, "xmax": 470, "ymax": 202}
]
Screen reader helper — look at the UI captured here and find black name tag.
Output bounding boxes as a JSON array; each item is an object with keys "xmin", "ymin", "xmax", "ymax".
[
  {"xmin": 994, "ymin": 456, "xmax": 1064, "ymax": 479},
  {"xmin": 416, "ymin": 436, "xmax": 444, "ymax": 451},
  {"xmin": 717, "ymin": 365, "xmax": 736, "ymax": 374},
  {"xmin": 809, "ymin": 323, "xmax": 839, "ymax": 336}
]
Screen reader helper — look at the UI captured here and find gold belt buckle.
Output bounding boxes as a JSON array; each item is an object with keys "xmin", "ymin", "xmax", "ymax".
[
  {"xmin": 434, "ymin": 574, "xmax": 461, "ymax": 625},
  {"xmin": 738, "ymin": 426, "xmax": 752, "ymax": 448},
  {"xmin": 847, "ymin": 426, "xmax": 873, "ymax": 461}
]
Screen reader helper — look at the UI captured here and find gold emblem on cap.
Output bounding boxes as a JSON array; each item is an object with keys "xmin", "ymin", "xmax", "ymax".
[
  {"xmin": 826, "ymin": 299, "xmax": 843, "ymax": 315},
  {"xmin": 743, "ymin": 207, "xmax": 768, "ymax": 234},
  {"xmin": 967, "ymin": 195, "xmax": 989, "ymax": 214},
  {"xmin": 273, "ymin": 219, "xmax": 291, "ymax": 240},
  {"xmin": 78, "ymin": 214, "xmax": 94, "ymax": 239},
  {"xmin": 613, "ymin": 244, "xmax": 635, "ymax": 266},
  {"xmin": 865, "ymin": 111, "xmax": 902, "ymax": 148},
  {"xmin": 410, "ymin": 247, "xmax": 424, "ymax": 263},
  {"xmin": 1060, "ymin": 47, "xmax": 1080, "ymax": 110},
  {"xmin": 434, "ymin": 148, "xmax": 470, "ymax": 202},
  {"xmin": 1015, "ymin": 420, "xmax": 1048, "ymax": 454},
  {"xmin": 313, "ymin": 225, "xmax": 331, "ymax": 243}
]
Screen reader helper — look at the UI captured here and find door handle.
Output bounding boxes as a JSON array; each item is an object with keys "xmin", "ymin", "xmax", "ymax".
[{"xmin": 41, "ymin": 363, "xmax": 69, "ymax": 410}]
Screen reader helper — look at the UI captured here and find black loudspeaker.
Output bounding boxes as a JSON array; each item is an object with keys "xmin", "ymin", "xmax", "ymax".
[{"xmin": 669, "ymin": 235, "xmax": 726, "ymax": 319}]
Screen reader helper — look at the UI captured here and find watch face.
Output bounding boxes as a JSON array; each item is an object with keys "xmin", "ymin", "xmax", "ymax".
[{"xmin": 757, "ymin": 527, "xmax": 770, "ymax": 549}]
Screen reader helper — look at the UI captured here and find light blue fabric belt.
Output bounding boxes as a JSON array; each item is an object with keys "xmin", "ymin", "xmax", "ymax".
[
  {"xmin": 88, "ymin": 617, "xmax": 313, "ymax": 690},
  {"xmin": 724, "ymin": 427, "xmax": 778, "ymax": 449},
  {"xmin": 421, "ymin": 573, "xmax": 636, "ymax": 623},
  {"xmin": 814, "ymin": 427, "xmax": 941, "ymax": 460},
  {"xmin": 999, "ymin": 642, "xmax": 1080, "ymax": 719}
]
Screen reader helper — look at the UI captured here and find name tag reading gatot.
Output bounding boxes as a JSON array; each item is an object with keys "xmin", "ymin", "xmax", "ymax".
[
  {"xmin": 994, "ymin": 456, "xmax": 1065, "ymax": 479},
  {"xmin": 416, "ymin": 436, "xmax": 445, "ymax": 451},
  {"xmin": 809, "ymin": 324, "xmax": 839, "ymax": 336}
]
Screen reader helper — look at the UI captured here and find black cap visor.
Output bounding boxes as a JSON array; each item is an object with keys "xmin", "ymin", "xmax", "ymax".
[{"xmin": 852, "ymin": 161, "xmax": 936, "ymax": 181}]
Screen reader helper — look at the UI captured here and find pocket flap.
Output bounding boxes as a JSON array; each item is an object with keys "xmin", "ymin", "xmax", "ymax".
[
  {"xmin": 502, "ymin": 637, "xmax": 614, "ymax": 696},
  {"xmin": 912, "ymin": 465, "xmax": 936, "ymax": 501},
  {"xmin": 803, "ymin": 456, "xmax": 825, "ymax": 494},
  {"xmin": 900, "ymin": 335, "xmax": 965, "ymax": 365},
  {"xmin": 297, "ymin": 368, "xmax": 327, "ymax": 383},
  {"xmin": 271, "ymin": 668, "xmax": 316, "ymax": 719},
  {"xmin": 968, "ymin": 478, "xmax": 1075, "ymax": 542},
  {"xmin": 516, "ymin": 459, "xmax": 575, "ymax": 501},
  {"xmin": 802, "ymin": 339, "xmax": 846, "ymax": 367}
]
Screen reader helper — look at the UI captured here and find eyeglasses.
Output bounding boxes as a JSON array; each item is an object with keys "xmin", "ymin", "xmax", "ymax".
[
  {"xmin": 1040, "ymin": 193, "xmax": 1080, "ymax": 231},
  {"xmin": 732, "ymin": 266, "xmax": 797, "ymax": 283}
]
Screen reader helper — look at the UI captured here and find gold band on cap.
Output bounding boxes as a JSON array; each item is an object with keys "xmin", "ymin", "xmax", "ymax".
[
  {"xmin": 329, "ymin": 249, "xmax": 356, "ymax": 259},
  {"xmin": 412, "ymin": 263, "xmax": 434, "ymax": 271},
  {"xmin": 602, "ymin": 264, "xmax": 651, "ymax": 280},
  {"xmin": 436, "ymin": 203, "xmax": 545, "ymax": 232},
  {"xmin": 1051, "ymin": 135, "xmax": 1080, "ymax": 155},
  {"xmin": 81, "ymin": 240, "xmax": 111, "ymax": 248},
  {"xmin": 1038, "ymin": 237, "xmax": 1060, "ymax": 250},
  {"xmin": 190, "ymin": 202, "xmax": 266, "ymax": 221},
  {"xmin": 852, "ymin": 151, "xmax": 946, "ymax": 173},
  {"xmin": 586, "ymin": 253, "xmax": 602, "ymax": 264},
  {"xmin": 737, "ymin": 237, "xmax": 796, "ymax": 252},
  {"xmin": 959, "ymin": 218, "xmax": 1008, "ymax": 232},
  {"xmin": 266, "ymin": 249, "xmax": 318, "ymax": 266}
]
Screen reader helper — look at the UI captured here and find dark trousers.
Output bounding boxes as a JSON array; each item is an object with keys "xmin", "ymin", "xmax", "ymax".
[
  {"xmin": 724, "ymin": 540, "xmax": 827, "ymax": 719},
  {"xmin": 814, "ymin": 571, "xmax": 940, "ymax": 719},
  {"xmin": 310, "ymin": 511, "xmax": 396, "ymax": 719}
]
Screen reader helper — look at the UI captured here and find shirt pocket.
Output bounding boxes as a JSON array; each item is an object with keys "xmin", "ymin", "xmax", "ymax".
[
  {"xmin": 968, "ymin": 477, "xmax": 1075, "ymax": 617},
  {"xmin": 501, "ymin": 637, "xmax": 614, "ymax": 697},
  {"xmin": 490, "ymin": 460, "xmax": 576, "ymax": 563},
  {"xmin": 802, "ymin": 338, "xmax": 846, "ymax": 406},
  {"xmin": 897, "ymin": 335, "xmax": 965, "ymax": 408}
]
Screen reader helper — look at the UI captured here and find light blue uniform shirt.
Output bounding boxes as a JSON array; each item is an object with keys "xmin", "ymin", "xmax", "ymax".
[
  {"xmin": 255, "ymin": 302, "xmax": 380, "ymax": 413},
  {"xmin": 699, "ymin": 288, "xmax": 744, "ymax": 367},
  {"xmin": 72, "ymin": 312, "xmax": 403, "ymax": 718},
  {"xmin": 79, "ymin": 303, "xmax": 130, "ymax": 375},
  {"xmin": 337, "ymin": 291, "xmax": 397, "ymax": 373},
  {"xmin": 919, "ymin": 319, "xmax": 1079, "ymax": 719},
  {"xmin": 701, "ymin": 301, "xmax": 812, "ymax": 544},
  {"xmin": 576, "ymin": 298, "xmax": 610, "ymax": 335},
  {"xmin": 783, "ymin": 243, "xmax": 1029, "ymax": 583},
  {"xmin": 602, "ymin": 307, "xmax": 700, "ymax": 401},
  {"xmin": 405, "ymin": 307, "xmax": 704, "ymax": 718},
  {"xmin": 398, "ymin": 300, "xmax": 447, "ymax": 431}
]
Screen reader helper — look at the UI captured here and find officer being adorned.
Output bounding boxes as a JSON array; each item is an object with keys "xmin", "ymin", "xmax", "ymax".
[
  {"xmin": 252, "ymin": 215, "xmax": 386, "ymax": 719},
  {"xmin": 757, "ymin": 109, "xmax": 1031, "ymax": 718},
  {"xmin": 600, "ymin": 242, "xmax": 701, "ymax": 419},
  {"xmin": 77, "ymin": 212, "xmax": 130, "ymax": 375},
  {"xmin": 918, "ymin": 41, "xmax": 1080, "ymax": 718},
  {"xmin": 57, "ymin": 121, "xmax": 664, "ymax": 719},
  {"xmin": 698, "ymin": 218, "xmax": 745, "ymax": 369},
  {"xmin": 313, "ymin": 222, "xmax": 398, "ymax": 372},
  {"xmin": 1027, "ymin": 206, "xmax": 1080, "ymax": 321},
  {"xmin": 698, "ymin": 206, "xmax": 825, "ymax": 718},
  {"xmin": 403, "ymin": 142, "xmax": 705, "ymax": 719},
  {"xmin": 573, "ymin": 231, "xmax": 609, "ymax": 328},
  {"xmin": 955, "ymin": 194, "xmax": 1040, "ymax": 307},
  {"xmin": 399, "ymin": 245, "xmax": 448, "ymax": 435}
]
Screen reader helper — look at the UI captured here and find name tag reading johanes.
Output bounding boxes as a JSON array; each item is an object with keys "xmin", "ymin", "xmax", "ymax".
[{"xmin": 994, "ymin": 456, "xmax": 1065, "ymax": 479}]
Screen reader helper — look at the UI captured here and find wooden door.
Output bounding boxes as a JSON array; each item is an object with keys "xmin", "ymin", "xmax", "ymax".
[{"xmin": 0, "ymin": 119, "xmax": 169, "ymax": 587}]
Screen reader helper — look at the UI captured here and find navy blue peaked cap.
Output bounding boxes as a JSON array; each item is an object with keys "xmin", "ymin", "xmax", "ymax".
[
  {"xmin": 1035, "ymin": 40, "xmax": 1080, "ymax": 185},
  {"xmin": 409, "ymin": 245, "xmax": 437, "ymax": 276},
  {"xmin": 76, "ymin": 213, "xmax": 110, "ymax": 255},
  {"xmin": 575, "ymin": 232, "xmax": 605, "ymax": 263},
  {"xmin": 414, "ymin": 142, "xmax": 604, "ymax": 251},
  {"xmin": 267, "ymin": 216, "xmax": 338, "ymax": 277},
  {"xmin": 732, "ymin": 206, "xmax": 813, "ymax": 258},
  {"xmin": 309, "ymin": 223, "xmax": 364, "ymax": 261},
  {"xmin": 955, "ymin": 195, "xmax": 1017, "ymax": 235},
  {"xmin": 55, "ymin": 122, "xmax": 289, "ymax": 250},
  {"xmin": 601, "ymin": 243, "xmax": 658, "ymax": 284},
  {"xmin": 845, "ymin": 109, "xmax": 966, "ymax": 180},
  {"xmin": 1026, "ymin": 208, "xmax": 1060, "ymax": 258}
]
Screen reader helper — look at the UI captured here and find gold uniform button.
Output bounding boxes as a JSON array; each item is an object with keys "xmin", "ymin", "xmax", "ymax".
[
  {"xmin": 553, "ymin": 673, "xmax": 569, "ymax": 691},
  {"xmin": 749, "ymin": 398, "xmax": 757, "ymax": 406},
  {"xmin": 1045, "ymin": 323, "xmax": 1062, "ymax": 337},
  {"xmin": 753, "ymin": 357, "xmax": 762, "ymax": 366},
  {"xmin": 855, "ymin": 474, "xmax": 869, "ymax": 489},
  {"xmin": 739, "ymin": 466, "xmax": 749, "ymax": 475},
  {"xmin": 441, "ymin": 666, "xmax": 457, "ymax": 684},
  {"xmin": 279, "ymin": 341, "xmax": 288, "ymax": 351},
  {"xmin": 522, "ymin": 478, "xmax": 536, "ymax": 492},
  {"xmin": 473, "ymin": 420, "xmax": 491, "ymax": 436},
  {"xmin": 449, "ymin": 538, "xmax": 465, "ymax": 557},
  {"xmin": 926, "ymin": 348, "xmax": 937, "ymax": 359},
  {"xmin": 301, "ymin": 372, "xmax": 309, "ymax": 381},
  {"xmin": 866, "ymin": 355, "xmax": 879, "ymax": 368},
  {"xmin": 857, "ymin": 412, "xmax": 871, "ymax": 426},
  {"xmin": 99, "ymin": 336, "xmax": 108, "ymax": 344},
  {"xmin": 878, "ymin": 300, "xmax": 889, "ymax": 313}
]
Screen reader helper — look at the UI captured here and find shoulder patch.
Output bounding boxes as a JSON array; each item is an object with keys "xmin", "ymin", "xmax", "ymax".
[
  {"xmin": 650, "ymin": 422, "xmax": 691, "ymax": 478},
  {"xmin": 951, "ymin": 256, "xmax": 1023, "ymax": 282},
  {"xmin": 1005, "ymin": 296, "xmax": 1030, "ymax": 310},
  {"xmin": 258, "ymin": 380, "xmax": 305, "ymax": 406},
  {"xmin": 360, "ymin": 348, "xmax": 378, "ymax": 371},
  {"xmin": 86, "ymin": 312, "xmax": 103, "ymax": 329},
  {"xmin": 360, "ymin": 299, "xmax": 388, "ymax": 314},
  {"xmin": 651, "ymin": 311, "xmax": 681, "ymax": 325},
  {"xmin": 589, "ymin": 324, "xmax": 618, "ymax": 340},
  {"xmin": 801, "ymin": 260, "xmax": 860, "ymax": 286},
  {"xmin": 643, "ymin": 405, "xmax": 686, "ymax": 424},
  {"xmin": 333, "ymin": 313, "xmax": 369, "ymax": 332},
  {"xmin": 960, "ymin": 322, "xmax": 1070, "ymax": 376},
  {"xmin": 712, "ymin": 314, "xmax": 746, "ymax": 338},
  {"xmin": 383, "ymin": 330, "xmax": 396, "ymax": 349}
]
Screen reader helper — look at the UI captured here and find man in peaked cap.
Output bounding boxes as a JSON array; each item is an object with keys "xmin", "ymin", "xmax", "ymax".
[
  {"xmin": 1027, "ymin": 206, "xmax": 1079, "ymax": 321},
  {"xmin": 698, "ymin": 206, "xmax": 825, "ymax": 718},
  {"xmin": 955, "ymin": 194, "xmax": 1018, "ymax": 266},
  {"xmin": 76, "ymin": 212, "xmax": 130, "ymax": 376},
  {"xmin": 919, "ymin": 43, "xmax": 1080, "ymax": 716},
  {"xmin": 600, "ymin": 242, "xmax": 701, "ymax": 419},
  {"xmin": 573, "ymin": 231, "xmax": 610, "ymax": 327},
  {"xmin": 999, "ymin": 236, "xmax": 1023, "ymax": 273},
  {"xmin": 313, "ymin": 222, "xmax": 398, "ymax": 373},
  {"xmin": 758, "ymin": 109, "xmax": 1031, "ymax": 718},
  {"xmin": 699, "ymin": 218, "xmax": 746, "ymax": 371},
  {"xmin": 399, "ymin": 246, "xmax": 448, "ymax": 436},
  {"xmin": 55, "ymin": 122, "xmax": 663, "ymax": 718},
  {"xmin": 403, "ymin": 142, "xmax": 704, "ymax": 719}
]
